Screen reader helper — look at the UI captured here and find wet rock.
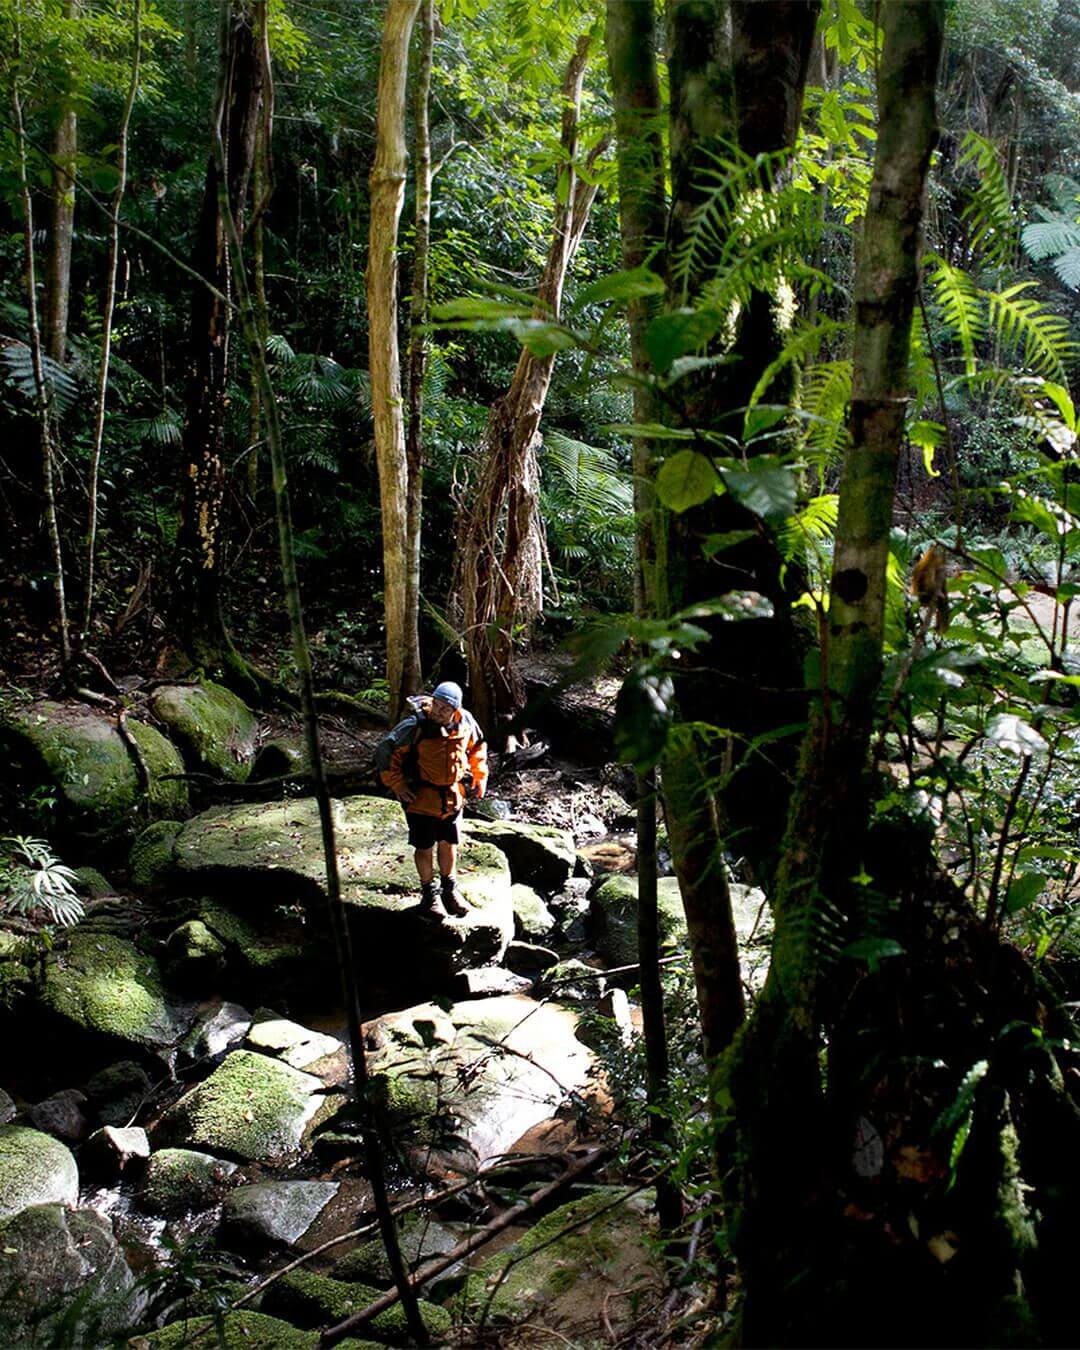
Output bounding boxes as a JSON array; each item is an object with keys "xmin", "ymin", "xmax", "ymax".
[
  {"xmin": 221, "ymin": 1179, "xmax": 339, "ymax": 1249},
  {"xmin": 262, "ymin": 1267, "xmax": 453, "ymax": 1341},
  {"xmin": 466, "ymin": 817, "xmax": 576, "ymax": 890},
  {"xmin": 84, "ymin": 1059, "xmax": 151, "ymax": 1127},
  {"xmin": 366, "ymin": 994, "xmax": 593, "ymax": 1166},
  {"xmin": 548, "ymin": 876, "xmax": 591, "ymax": 918},
  {"xmin": 154, "ymin": 1049, "xmax": 330, "ymax": 1163},
  {"xmin": 0, "ymin": 1090, "xmax": 14, "ymax": 1125},
  {"xmin": 29, "ymin": 1088, "xmax": 88, "ymax": 1142},
  {"xmin": 128, "ymin": 819, "xmax": 182, "ymax": 890},
  {"xmin": 81, "ymin": 1125, "xmax": 150, "ymax": 1179},
  {"xmin": 0, "ymin": 1125, "xmax": 78, "ymax": 1218},
  {"xmin": 246, "ymin": 1015, "xmax": 343, "ymax": 1071},
  {"xmin": 0, "ymin": 700, "xmax": 188, "ymax": 845},
  {"xmin": 575, "ymin": 988, "xmax": 635, "ymax": 1052},
  {"xmin": 42, "ymin": 931, "xmax": 194, "ymax": 1050},
  {"xmin": 731, "ymin": 882, "xmax": 772, "ymax": 991},
  {"xmin": 511, "ymin": 882, "xmax": 556, "ymax": 941},
  {"xmin": 164, "ymin": 918, "xmax": 227, "ymax": 989},
  {"xmin": 179, "ymin": 1002, "xmax": 252, "ymax": 1062},
  {"xmin": 537, "ymin": 958, "xmax": 606, "ymax": 1003},
  {"xmin": 334, "ymin": 1212, "xmax": 458, "ymax": 1286},
  {"xmin": 0, "ymin": 1204, "xmax": 144, "ymax": 1345},
  {"xmin": 452, "ymin": 967, "xmax": 533, "ymax": 998},
  {"xmin": 589, "ymin": 874, "xmax": 687, "ymax": 975},
  {"xmin": 148, "ymin": 1310, "xmax": 331, "ymax": 1348},
  {"xmin": 139, "ymin": 1147, "xmax": 238, "ymax": 1215},
  {"xmin": 149, "ymin": 680, "xmax": 258, "ymax": 784},
  {"xmin": 505, "ymin": 940, "xmax": 559, "ymax": 976},
  {"xmin": 577, "ymin": 834, "xmax": 637, "ymax": 875}
]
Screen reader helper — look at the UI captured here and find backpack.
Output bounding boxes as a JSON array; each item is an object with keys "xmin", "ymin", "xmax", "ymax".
[{"xmin": 373, "ymin": 696, "xmax": 429, "ymax": 788}]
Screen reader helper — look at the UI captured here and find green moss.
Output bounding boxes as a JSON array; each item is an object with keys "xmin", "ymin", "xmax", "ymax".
[
  {"xmin": 128, "ymin": 718, "xmax": 190, "ymax": 815},
  {"xmin": 129, "ymin": 820, "xmax": 182, "ymax": 889},
  {"xmin": 466, "ymin": 818, "xmax": 575, "ymax": 890},
  {"xmin": 72, "ymin": 867, "xmax": 114, "ymax": 898},
  {"xmin": 333, "ymin": 1214, "xmax": 456, "ymax": 1287},
  {"xmin": 42, "ymin": 931, "xmax": 190, "ymax": 1047},
  {"xmin": 150, "ymin": 681, "xmax": 257, "ymax": 784},
  {"xmin": 155, "ymin": 1050, "xmax": 322, "ymax": 1163},
  {"xmin": 0, "ymin": 1125, "xmax": 79, "ymax": 1218},
  {"xmin": 263, "ymin": 1268, "xmax": 452, "ymax": 1343},
  {"xmin": 591, "ymin": 874, "xmax": 687, "ymax": 969},
  {"xmin": 199, "ymin": 901, "xmax": 301, "ymax": 980},
  {"xmin": 150, "ymin": 1310, "xmax": 319, "ymax": 1348},
  {"xmin": 140, "ymin": 1147, "xmax": 236, "ymax": 1214}
]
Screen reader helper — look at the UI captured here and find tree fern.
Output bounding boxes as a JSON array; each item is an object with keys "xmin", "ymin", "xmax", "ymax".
[{"xmin": 958, "ymin": 131, "xmax": 1018, "ymax": 268}]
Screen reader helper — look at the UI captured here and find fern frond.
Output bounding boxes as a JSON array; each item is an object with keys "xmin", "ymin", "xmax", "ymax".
[
  {"xmin": 958, "ymin": 131, "xmax": 1017, "ymax": 268},
  {"xmin": 1052, "ymin": 247, "xmax": 1080, "ymax": 291},
  {"xmin": 928, "ymin": 259, "xmax": 986, "ymax": 377},
  {"xmin": 778, "ymin": 492, "xmax": 838, "ymax": 562},
  {"xmin": 985, "ymin": 281, "xmax": 1074, "ymax": 379},
  {"xmin": 1022, "ymin": 218, "xmax": 1080, "ymax": 263},
  {"xmin": 750, "ymin": 316, "xmax": 849, "ymax": 408},
  {"xmin": 0, "ymin": 340, "xmax": 79, "ymax": 417}
]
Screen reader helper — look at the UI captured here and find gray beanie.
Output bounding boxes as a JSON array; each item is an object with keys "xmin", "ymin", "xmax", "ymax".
[{"xmin": 432, "ymin": 680, "xmax": 463, "ymax": 710}]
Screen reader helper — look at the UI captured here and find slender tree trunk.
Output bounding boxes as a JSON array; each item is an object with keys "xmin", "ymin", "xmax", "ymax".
[
  {"xmin": 44, "ymin": 0, "xmax": 78, "ymax": 365},
  {"xmin": 83, "ymin": 0, "xmax": 143, "ymax": 645},
  {"xmin": 458, "ymin": 34, "xmax": 596, "ymax": 739},
  {"xmin": 403, "ymin": 0, "xmax": 434, "ymax": 702},
  {"xmin": 606, "ymin": 0, "xmax": 681, "ymax": 1238},
  {"xmin": 217, "ymin": 7, "xmax": 427, "ymax": 1341},
  {"xmin": 175, "ymin": 0, "xmax": 262, "ymax": 674},
  {"xmin": 10, "ymin": 37, "xmax": 70, "ymax": 668},
  {"xmin": 368, "ymin": 0, "xmax": 423, "ymax": 720},
  {"xmin": 731, "ymin": 8, "xmax": 945, "ymax": 1342}
]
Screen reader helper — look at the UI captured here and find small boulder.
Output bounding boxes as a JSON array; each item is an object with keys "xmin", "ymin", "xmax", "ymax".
[
  {"xmin": 81, "ymin": 1125, "xmax": 150, "ymax": 1179},
  {"xmin": 0, "ymin": 1125, "xmax": 78, "ymax": 1219},
  {"xmin": 511, "ymin": 882, "xmax": 556, "ymax": 941},
  {"xmin": 178, "ymin": 1001, "xmax": 252, "ymax": 1063},
  {"xmin": 139, "ymin": 1147, "xmax": 238, "ymax": 1215},
  {"xmin": 0, "ymin": 1205, "xmax": 143, "ymax": 1345},
  {"xmin": 221, "ymin": 1180, "xmax": 339, "ymax": 1249},
  {"xmin": 252, "ymin": 737, "xmax": 308, "ymax": 780},
  {"xmin": 154, "ymin": 1049, "xmax": 330, "ymax": 1163},
  {"xmin": 589, "ymin": 874, "xmax": 688, "ymax": 974},
  {"xmin": 466, "ymin": 818, "xmax": 576, "ymax": 890},
  {"xmin": 72, "ymin": 867, "xmax": 115, "ymax": 898},
  {"xmin": 452, "ymin": 967, "xmax": 533, "ymax": 998},
  {"xmin": 42, "ymin": 931, "xmax": 194, "ymax": 1050},
  {"xmin": 149, "ymin": 681, "xmax": 258, "ymax": 783},
  {"xmin": 84, "ymin": 1059, "xmax": 152, "ymax": 1127},
  {"xmin": 0, "ymin": 1090, "xmax": 14, "ymax": 1125},
  {"xmin": 163, "ymin": 918, "xmax": 226, "ymax": 989},
  {"xmin": 505, "ymin": 940, "xmax": 558, "ymax": 976},
  {"xmin": 148, "ymin": 1310, "xmax": 326, "ymax": 1348},
  {"xmin": 246, "ymin": 1016, "xmax": 344, "ymax": 1072},
  {"xmin": 128, "ymin": 819, "xmax": 182, "ymax": 890},
  {"xmin": 537, "ymin": 958, "xmax": 606, "ymax": 1003},
  {"xmin": 334, "ymin": 1212, "xmax": 457, "ymax": 1286},
  {"xmin": 29, "ymin": 1088, "xmax": 88, "ymax": 1143}
]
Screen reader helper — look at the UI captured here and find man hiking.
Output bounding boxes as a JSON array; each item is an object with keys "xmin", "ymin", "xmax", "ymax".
[{"xmin": 378, "ymin": 680, "xmax": 488, "ymax": 919}]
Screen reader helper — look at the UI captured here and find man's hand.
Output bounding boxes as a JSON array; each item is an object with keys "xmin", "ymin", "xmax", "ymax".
[{"xmin": 399, "ymin": 789, "xmax": 417, "ymax": 806}]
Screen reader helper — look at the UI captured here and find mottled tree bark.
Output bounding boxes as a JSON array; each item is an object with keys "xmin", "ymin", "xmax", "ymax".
[
  {"xmin": 606, "ymin": 0, "xmax": 681, "ymax": 1238},
  {"xmin": 175, "ymin": 0, "xmax": 262, "ymax": 674},
  {"xmin": 368, "ymin": 0, "xmax": 423, "ymax": 720},
  {"xmin": 44, "ymin": 0, "xmax": 78, "ymax": 365}
]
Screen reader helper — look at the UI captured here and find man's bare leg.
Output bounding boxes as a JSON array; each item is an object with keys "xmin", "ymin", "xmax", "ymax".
[
  {"xmin": 415, "ymin": 847, "xmax": 435, "ymax": 885},
  {"xmin": 437, "ymin": 840, "xmax": 456, "ymax": 882}
]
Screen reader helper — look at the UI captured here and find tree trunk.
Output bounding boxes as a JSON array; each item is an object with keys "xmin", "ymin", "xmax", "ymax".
[
  {"xmin": 368, "ymin": 0, "xmax": 423, "ymax": 721},
  {"xmin": 606, "ymin": 0, "xmax": 681, "ymax": 1238},
  {"xmin": 730, "ymin": 7, "xmax": 946, "ymax": 1342},
  {"xmin": 83, "ymin": 0, "xmax": 143, "ymax": 645},
  {"xmin": 457, "ymin": 34, "xmax": 596, "ymax": 740},
  {"xmin": 44, "ymin": 0, "xmax": 78, "ymax": 366},
  {"xmin": 403, "ymin": 0, "xmax": 434, "ymax": 703},
  {"xmin": 174, "ymin": 0, "xmax": 262, "ymax": 675}
]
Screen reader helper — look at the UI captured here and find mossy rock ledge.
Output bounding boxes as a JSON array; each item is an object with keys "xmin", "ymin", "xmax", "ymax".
[
  {"xmin": 154, "ymin": 1049, "xmax": 335, "ymax": 1163},
  {"xmin": 171, "ymin": 796, "xmax": 515, "ymax": 990},
  {"xmin": 42, "ymin": 930, "xmax": 195, "ymax": 1052},
  {"xmin": 0, "ymin": 1125, "xmax": 78, "ymax": 1219},
  {"xmin": 0, "ymin": 700, "xmax": 187, "ymax": 846},
  {"xmin": 467, "ymin": 817, "xmax": 576, "ymax": 890},
  {"xmin": 0, "ymin": 1204, "xmax": 143, "ymax": 1345},
  {"xmin": 366, "ymin": 993, "xmax": 592, "ymax": 1165},
  {"xmin": 149, "ymin": 680, "xmax": 258, "ymax": 783}
]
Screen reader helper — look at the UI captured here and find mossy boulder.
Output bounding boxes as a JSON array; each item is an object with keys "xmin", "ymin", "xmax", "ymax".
[
  {"xmin": 163, "ymin": 918, "xmax": 227, "ymax": 988},
  {"xmin": 198, "ymin": 900, "xmax": 306, "ymax": 988},
  {"xmin": 84, "ymin": 1059, "xmax": 152, "ymax": 1127},
  {"xmin": 466, "ymin": 818, "xmax": 575, "ymax": 890},
  {"xmin": 42, "ymin": 931, "xmax": 194, "ymax": 1050},
  {"xmin": 589, "ymin": 874, "xmax": 688, "ymax": 974},
  {"xmin": 511, "ymin": 883, "xmax": 556, "ymax": 940},
  {"xmin": 0, "ymin": 1126, "xmax": 78, "ymax": 1219},
  {"xmin": 454, "ymin": 1187, "xmax": 659, "ymax": 1328},
  {"xmin": 129, "ymin": 819, "xmax": 182, "ymax": 889},
  {"xmin": 139, "ymin": 1147, "xmax": 238, "ymax": 1214},
  {"xmin": 262, "ymin": 1267, "xmax": 453, "ymax": 1342},
  {"xmin": 149, "ymin": 1311, "xmax": 321, "ymax": 1349},
  {"xmin": 0, "ymin": 700, "xmax": 187, "ymax": 845},
  {"xmin": 334, "ymin": 1213, "xmax": 457, "ymax": 1287},
  {"xmin": 0, "ymin": 1204, "xmax": 143, "ymax": 1345},
  {"xmin": 154, "ymin": 1049, "xmax": 330, "ymax": 1163},
  {"xmin": 171, "ymin": 796, "xmax": 515, "ymax": 995},
  {"xmin": 150, "ymin": 681, "xmax": 258, "ymax": 783},
  {"xmin": 366, "ymin": 994, "xmax": 592, "ymax": 1164},
  {"xmin": 221, "ymin": 1180, "xmax": 339, "ymax": 1249}
]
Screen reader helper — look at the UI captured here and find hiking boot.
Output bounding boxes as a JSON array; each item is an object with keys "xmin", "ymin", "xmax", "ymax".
[
  {"xmin": 440, "ymin": 877, "xmax": 468, "ymax": 917},
  {"xmin": 419, "ymin": 881, "xmax": 446, "ymax": 919}
]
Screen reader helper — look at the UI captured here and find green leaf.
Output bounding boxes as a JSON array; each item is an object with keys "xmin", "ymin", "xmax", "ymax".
[
  {"xmin": 430, "ymin": 297, "xmax": 533, "ymax": 322},
  {"xmin": 662, "ymin": 354, "xmax": 739, "ymax": 385},
  {"xmin": 644, "ymin": 307, "xmax": 725, "ymax": 375},
  {"xmin": 841, "ymin": 937, "xmax": 905, "ymax": 972},
  {"xmin": 603, "ymin": 422, "xmax": 695, "ymax": 441},
  {"xmin": 702, "ymin": 530, "xmax": 757, "ymax": 557},
  {"xmin": 985, "ymin": 713, "xmax": 1048, "ymax": 756},
  {"xmin": 743, "ymin": 404, "xmax": 790, "ymax": 440},
  {"xmin": 614, "ymin": 664, "xmax": 675, "ymax": 773},
  {"xmin": 577, "ymin": 266, "xmax": 666, "ymax": 306},
  {"xmin": 1004, "ymin": 872, "xmax": 1048, "ymax": 915},
  {"xmin": 718, "ymin": 462, "xmax": 796, "ymax": 523},
  {"xmin": 509, "ymin": 319, "xmax": 578, "ymax": 357},
  {"xmin": 675, "ymin": 593, "xmax": 775, "ymax": 622},
  {"xmin": 656, "ymin": 450, "xmax": 720, "ymax": 512}
]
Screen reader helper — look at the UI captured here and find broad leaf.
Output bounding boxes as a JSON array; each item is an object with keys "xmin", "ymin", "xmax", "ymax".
[
  {"xmin": 510, "ymin": 319, "xmax": 579, "ymax": 357},
  {"xmin": 719, "ymin": 462, "xmax": 797, "ymax": 523},
  {"xmin": 656, "ymin": 450, "xmax": 720, "ymax": 512},
  {"xmin": 577, "ymin": 266, "xmax": 666, "ymax": 306},
  {"xmin": 644, "ymin": 307, "xmax": 725, "ymax": 375},
  {"xmin": 430, "ymin": 297, "xmax": 533, "ymax": 321},
  {"xmin": 1004, "ymin": 872, "xmax": 1048, "ymax": 915}
]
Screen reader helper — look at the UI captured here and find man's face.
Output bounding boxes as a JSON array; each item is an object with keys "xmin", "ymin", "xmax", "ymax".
[{"xmin": 430, "ymin": 697, "xmax": 456, "ymax": 726}]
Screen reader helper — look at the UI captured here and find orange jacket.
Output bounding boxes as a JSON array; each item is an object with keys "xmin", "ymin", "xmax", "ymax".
[{"xmin": 380, "ymin": 706, "xmax": 488, "ymax": 818}]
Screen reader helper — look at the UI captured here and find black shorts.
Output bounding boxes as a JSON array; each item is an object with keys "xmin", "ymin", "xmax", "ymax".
[{"xmin": 404, "ymin": 808, "xmax": 462, "ymax": 849}]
